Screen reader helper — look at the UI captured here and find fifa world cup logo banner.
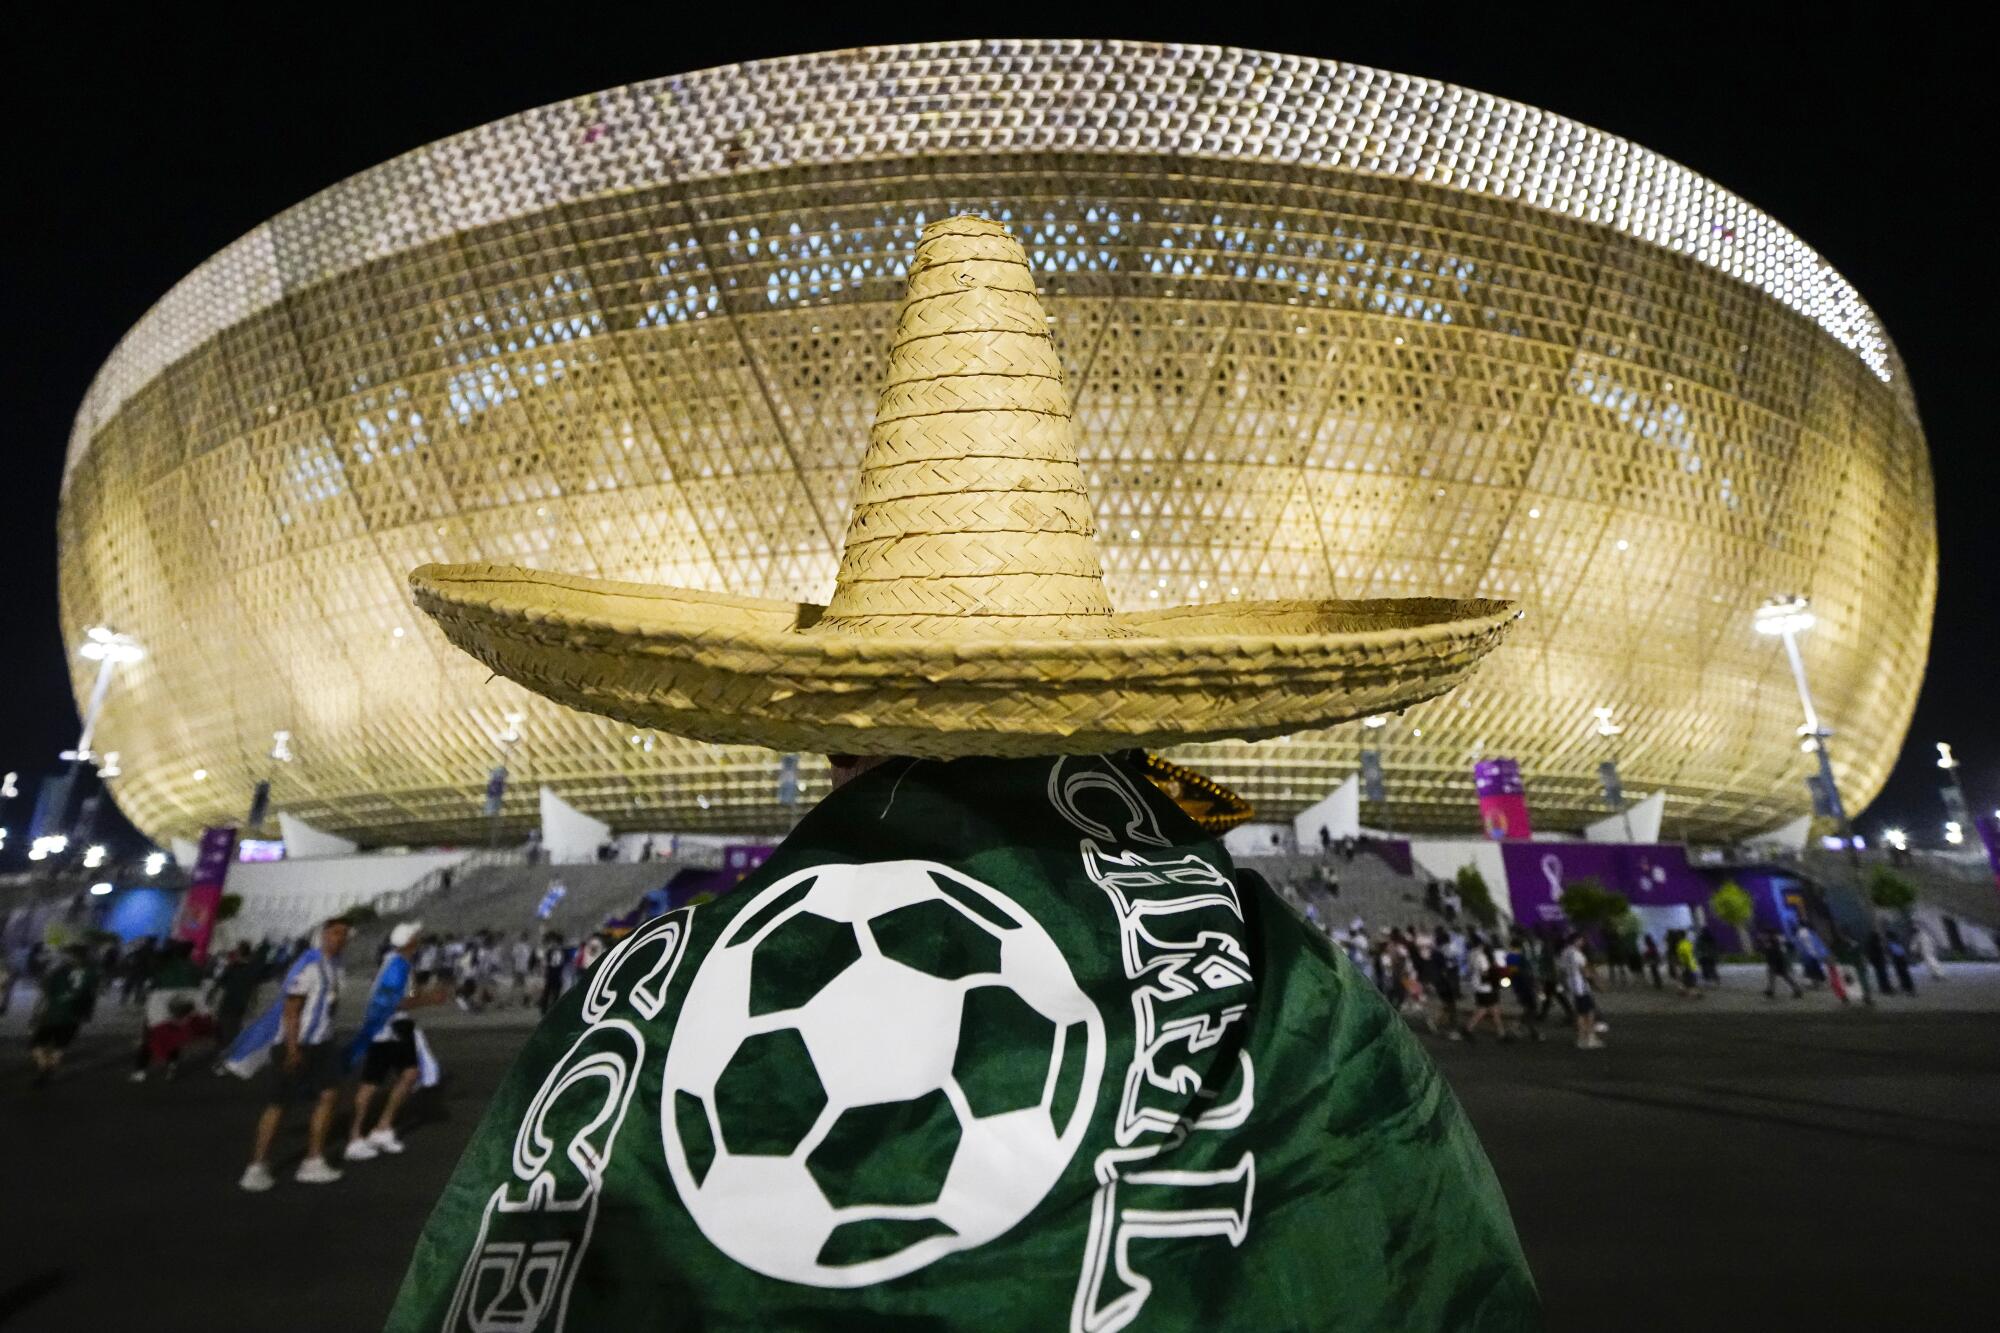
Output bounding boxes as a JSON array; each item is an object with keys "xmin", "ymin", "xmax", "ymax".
[
  {"xmin": 1473, "ymin": 758, "xmax": 1533, "ymax": 840},
  {"xmin": 169, "ymin": 825, "xmax": 238, "ymax": 963}
]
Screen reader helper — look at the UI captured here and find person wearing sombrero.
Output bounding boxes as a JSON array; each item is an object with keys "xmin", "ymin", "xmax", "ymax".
[{"xmin": 387, "ymin": 217, "xmax": 1536, "ymax": 1330}]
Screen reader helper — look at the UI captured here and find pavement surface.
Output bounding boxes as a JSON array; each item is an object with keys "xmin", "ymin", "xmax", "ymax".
[{"xmin": 2, "ymin": 966, "xmax": 1996, "ymax": 1330}]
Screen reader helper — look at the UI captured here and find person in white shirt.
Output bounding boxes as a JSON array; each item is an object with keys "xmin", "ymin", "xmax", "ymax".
[
  {"xmin": 1558, "ymin": 933, "xmax": 1602, "ymax": 1050},
  {"xmin": 1915, "ymin": 928, "xmax": 1945, "ymax": 982},
  {"xmin": 454, "ymin": 940, "xmax": 483, "ymax": 1010},
  {"xmin": 414, "ymin": 938, "xmax": 441, "ymax": 988},
  {"xmin": 235, "ymin": 918, "xmax": 350, "ymax": 1189}
]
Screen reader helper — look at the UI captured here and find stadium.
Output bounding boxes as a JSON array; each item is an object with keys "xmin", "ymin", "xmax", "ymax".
[{"xmin": 56, "ymin": 39, "xmax": 1935, "ymax": 847}]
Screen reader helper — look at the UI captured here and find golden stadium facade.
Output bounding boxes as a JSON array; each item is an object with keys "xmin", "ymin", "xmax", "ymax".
[{"xmin": 57, "ymin": 41, "xmax": 1936, "ymax": 847}]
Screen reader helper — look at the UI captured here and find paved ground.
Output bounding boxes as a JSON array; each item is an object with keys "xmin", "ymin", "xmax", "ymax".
[{"xmin": 3, "ymin": 967, "xmax": 1996, "ymax": 1330}]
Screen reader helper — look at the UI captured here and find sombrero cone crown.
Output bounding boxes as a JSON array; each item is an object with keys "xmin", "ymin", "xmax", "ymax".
[
  {"xmin": 818, "ymin": 215, "xmax": 1119, "ymax": 638},
  {"xmin": 409, "ymin": 214, "xmax": 1520, "ymax": 758}
]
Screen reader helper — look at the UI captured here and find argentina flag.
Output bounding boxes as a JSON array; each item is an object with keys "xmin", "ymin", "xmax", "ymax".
[{"xmin": 221, "ymin": 948, "xmax": 334, "ymax": 1078}]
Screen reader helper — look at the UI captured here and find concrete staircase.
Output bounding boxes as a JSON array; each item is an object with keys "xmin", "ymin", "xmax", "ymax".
[
  {"xmin": 1236, "ymin": 849, "xmax": 1447, "ymax": 935},
  {"xmin": 355, "ymin": 860, "xmax": 695, "ymax": 958}
]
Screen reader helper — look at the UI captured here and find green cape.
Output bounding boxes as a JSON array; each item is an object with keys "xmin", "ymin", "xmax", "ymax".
[{"xmin": 388, "ymin": 752, "xmax": 1536, "ymax": 1331}]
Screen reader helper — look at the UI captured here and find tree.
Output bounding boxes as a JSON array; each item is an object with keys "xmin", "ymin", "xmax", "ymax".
[
  {"xmin": 1454, "ymin": 864, "xmax": 1499, "ymax": 927},
  {"xmin": 1559, "ymin": 877, "xmax": 1630, "ymax": 933},
  {"xmin": 1866, "ymin": 866, "xmax": 1916, "ymax": 914},
  {"xmin": 1709, "ymin": 881, "xmax": 1756, "ymax": 953}
]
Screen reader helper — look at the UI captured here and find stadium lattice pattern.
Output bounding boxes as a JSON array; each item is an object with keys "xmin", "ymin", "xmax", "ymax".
[{"xmin": 58, "ymin": 40, "xmax": 1935, "ymax": 845}]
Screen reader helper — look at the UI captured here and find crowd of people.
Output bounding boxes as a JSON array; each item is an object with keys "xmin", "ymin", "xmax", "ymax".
[
  {"xmin": 1288, "ymin": 910, "xmax": 1610, "ymax": 1049},
  {"xmin": 6, "ymin": 912, "xmax": 634, "ymax": 1190},
  {"xmin": 1278, "ymin": 873, "xmax": 1949, "ymax": 1050}
]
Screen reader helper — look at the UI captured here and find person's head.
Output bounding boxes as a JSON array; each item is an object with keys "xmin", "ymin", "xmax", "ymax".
[
  {"xmin": 390, "ymin": 921, "xmax": 425, "ymax": 958},
  {"xmin": 320, "ymin": 918, "xmax": 353, "ymax": 957}
]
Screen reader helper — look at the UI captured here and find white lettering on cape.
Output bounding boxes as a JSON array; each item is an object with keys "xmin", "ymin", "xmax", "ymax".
[
  {"xmin": 1050, "ymin": 758, "xmax": 1257, "ymax": 1333},
  {"xmin": 444, "ymin": 908, "xmax": 694, "ymax": 1333}
]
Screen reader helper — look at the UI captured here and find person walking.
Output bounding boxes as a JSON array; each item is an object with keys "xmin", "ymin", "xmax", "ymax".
[
  {"xmin": 1534, "ymin": 933, "xmax": 1574, "ymax": 1025},
  {"xmin": 1761, "ymin": 930, "xmax": 1803, "ymax": 999},
  {"xmin": 453, "ymin": 937, "xmax": 484, "ymax": 1011},
  {"xmin": 414, "ymin": 935, "xmax": 440, "ymax": 990},
  {"xmin": 538, "ymin": 932, "xmax": 568, "ymax": 1015},
  {"xmin": 226, "ymin": 917, "xmax": 351, "ymax": 1191},
  {"xmin": 510, "ymin": 931, "xmax": 534, "ymax": 1005},
  {"xmin": 1670, "ymin": 931, "xmax": 1702, "ymax": 999},
  {"xmin": 1507, "ymin": 931, "xmax": 1543, "ymax": 1042},
  {"xmin": 344, "ymin": 922, "xmax": 445, "ymax": 1162},
  {"xmin": 1558, "ymin": 933, "xmax": 1603, "ymax": 1049},
  {"xmin": 1641, "ymin": 934, "xmax": 1663, "ymax": 989},
  {"xmin": 208, "ymin": 943, "xmax": 264, "ymax": 1049},
  {"xmin": 1885, "ymin": 932, "xmax": 1916, "ymax": 996},
  {"xmin": 1793, "ymin": 922, "xmax": 1828, "ymax": 988},
  {"xmin": 1695, "ymin": 928, "xmax": 1720, "ymax": 985},
  {"xmin": 28, "ymin": 944, "xmax": 100, "ymax": 1086},
  {"xmin": 131, "ymin": 939, "xmax": 207, "ymax": 1082},
  {"xmin": 1915, "ymin": 927, "xmax": 1945, "ymax": 982},
  {"xmin": 1463, "ymin": 934, "xmax": 1511, "ymax": 1042},
  {"xmin": 1864, "ymin": 930, "xmax": 1893, "ymax": 996}
]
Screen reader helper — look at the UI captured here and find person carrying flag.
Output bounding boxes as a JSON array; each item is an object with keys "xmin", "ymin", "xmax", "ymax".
[
  {"xmin": 387, "ymin": 216, "xmax": 1536, "ymax": 1330},
  {"xmin": 226, "ymin": 916, "xmax": 350, "ymax": 1191},
  {"xmin": 28, "ymin": 943, "xmax": 99, "ymax": 1086},
  {"xmin": 343, "ymin": 921, "xmax": 446, "ymax": 1161}
]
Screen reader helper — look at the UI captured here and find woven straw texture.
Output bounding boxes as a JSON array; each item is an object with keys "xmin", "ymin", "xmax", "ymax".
[{"xmin": 411, "ymin": 215, "xmax": 1516, "ymax": 758}]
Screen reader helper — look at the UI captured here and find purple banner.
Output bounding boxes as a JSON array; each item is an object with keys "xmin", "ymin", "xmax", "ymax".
[
  {"xmin": 1473, "ymin": 758, "xmax": 1524, "ymax": 798},
  {"xmin": 1976, "ymin": 813, "xmax": 2000, "ymax": 891},
  {"xmin": 1502, "ymin": 840, "xmax": 1711, "ymax": 927},
  {"xmin": 169, "ymin": 826, "xmax": 239, "ymax": 963},
  {"xmin": 1474, "ymin": 757, "xmax": 1532, "ymax": 839},
  {"xmin": 723, "ymin": 844, "xmax": 776, "ymax": 879}
]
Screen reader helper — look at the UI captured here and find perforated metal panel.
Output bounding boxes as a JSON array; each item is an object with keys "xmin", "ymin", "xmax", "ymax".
[{"xmin": 56, "ymin": 41, "xmax": 1935, "ymax": 846}]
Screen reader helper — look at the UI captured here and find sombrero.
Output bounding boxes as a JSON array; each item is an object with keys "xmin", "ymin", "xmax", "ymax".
[{"xmin": 411, "ymin": 215, "xmax": 1518, "ymax": 759}]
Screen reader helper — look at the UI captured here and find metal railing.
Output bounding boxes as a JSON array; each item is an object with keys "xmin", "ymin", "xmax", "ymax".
[{"xmin": 360, "ymin": 847, "xmax": 529, "ymax": 921}]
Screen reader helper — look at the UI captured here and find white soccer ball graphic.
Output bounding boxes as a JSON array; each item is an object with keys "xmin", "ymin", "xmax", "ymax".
[{"xmin": 660, "ymin": 860, "xmax": 1105, "ymax": 1287}]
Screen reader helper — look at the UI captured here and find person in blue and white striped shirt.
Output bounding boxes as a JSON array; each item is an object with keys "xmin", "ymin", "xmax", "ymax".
[{"xmin": 229, "ymin": 917, "xmax": 350, "ymax": 1191}]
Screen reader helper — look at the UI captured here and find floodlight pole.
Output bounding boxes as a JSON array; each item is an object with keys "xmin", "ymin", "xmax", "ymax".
[
  {"xmin": 1763, "ymin": 608, "xmax": 1870, "ymax": 1005},
  {"xmin": 72, "ymin": 655, "xmax": 120, "ymax": 767}
]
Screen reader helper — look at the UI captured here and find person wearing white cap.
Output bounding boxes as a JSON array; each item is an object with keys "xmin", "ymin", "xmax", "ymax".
[{"xmin": 342, "ymin": 920, "xmax": 442, "ymax": 1161}]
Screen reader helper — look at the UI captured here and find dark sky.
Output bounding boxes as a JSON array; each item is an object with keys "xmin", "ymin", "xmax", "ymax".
[{"xmin": 2, "ymin": 5, "xmax": 1991, "ymax": 852}]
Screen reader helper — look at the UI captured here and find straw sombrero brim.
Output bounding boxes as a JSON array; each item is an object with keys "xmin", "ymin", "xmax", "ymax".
[{"xmin": 411, "ymin": 563, "xmax": 1518, "ymax": 758}]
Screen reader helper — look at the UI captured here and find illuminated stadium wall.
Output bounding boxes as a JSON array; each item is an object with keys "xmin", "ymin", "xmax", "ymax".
[{"xmin": 57, "ymin": 41, "xmax": 1936, "ymax": 846}]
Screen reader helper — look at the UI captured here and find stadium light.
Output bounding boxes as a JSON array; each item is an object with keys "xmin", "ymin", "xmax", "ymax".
[
  {"xmin": 1362, "ymin": 715, "xmax": 1387, "ymax": 729},
  {"xmin": 89, "ymin": 881, "xmax": 113, "ymax": 896},
  {"xmin": 144, "ymin": 851, "xmax": 167, "ymax": 876},
  {"xmin": 1883, "ymin": 828, "xmax": 1908, "ymax": 852},
  {"xmin": 82, "ymin": 844, "xmax": 107, "ymax": 869},
  {"xmin": 1752, "ymin": 595, "xmax": 1815, "ymax": 639},
  {"xmin": 1944, "ymin": 821, "xmax": 1965, "ymax": 846},
  {"xmin": 270, "ymin": 730, "xmax": 294, "ymax": 763},
  {"xmin": 1593, "ymin": 706, "xmax": 1624, "ymax": 737},
  {"xmin": 71, "ymin": 626, "xmax": 144, "ymax": 768}
]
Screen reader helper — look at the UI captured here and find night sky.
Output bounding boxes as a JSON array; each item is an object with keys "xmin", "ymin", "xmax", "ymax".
[{"xmin": 3, "ymin": 6, "xmax": 1990, "ymax": 856}]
